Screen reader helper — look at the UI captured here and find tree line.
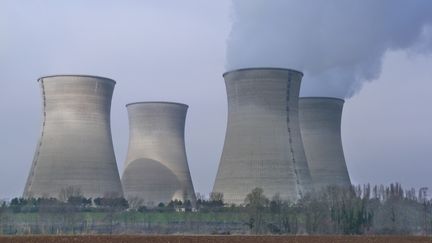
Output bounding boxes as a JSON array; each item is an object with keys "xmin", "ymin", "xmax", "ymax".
[
  {"xmin": 0, "ymin": 183, "xmax": 431, "ymax": 235},
  {"xmin": 240, "ymin": 183, "xmax": 431, "ymax": 235}
]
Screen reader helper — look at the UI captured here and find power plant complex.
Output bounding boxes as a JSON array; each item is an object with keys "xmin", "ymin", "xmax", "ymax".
[
  {"xmin": 122, "ymin": 102, "xmax": 196, "ymax": 206},
  {"xmin": 23, "ymin": 75, "xmax": 123, "ymax": 199},
  {"xmin": 22, "ymin": 69, "xmax": 351, "ymax": 206},
  {"xmin": 213, "ymin": 68, "xmax": 314, "ymax": 204}
]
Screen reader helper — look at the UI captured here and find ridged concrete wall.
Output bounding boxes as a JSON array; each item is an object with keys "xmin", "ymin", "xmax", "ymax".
[
  {"xmin": 23, "ymin": 75, "xmax": 123, "ymax": 199},
  {"xmin": 122, "ymin": 102, "xmax": 196, "ymax": 206},
  {"xmin": 299, "ymin": 97, "xmax": 351, "ymax": 190},
  {"xmin": 213, "ymin": 68, "xmax": 313, "ymax": 205}
]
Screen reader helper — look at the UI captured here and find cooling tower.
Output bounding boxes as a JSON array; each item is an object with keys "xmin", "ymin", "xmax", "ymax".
[
  {"xmin": 213, "ymin": 68, "xmax": 313, "ymax": 205},
  {"xmin": 299, "ymin": 97, "xmax": 351, "ymax": 190},
  {"xmin": 122, "ymin": 102, "xmax": 196, "ymax": 206},
  {"xmin": 23, "ymin": 75, "xmax": 123, "ymax": 199}
]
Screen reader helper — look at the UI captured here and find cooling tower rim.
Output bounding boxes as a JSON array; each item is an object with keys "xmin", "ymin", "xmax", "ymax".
[
  {"xmin": 37, "ymin": 75, "xmax": 116, "ymax": 84},
  {"xmin": 223, "ymin": 67, "xmax": 303, "ymax": 77},
  {"xmin": 300, "ymin": 96, "xmax": 345, "ymax": 103},
  {"xmin": 126, "ymin": 101, "xmax": 188, "ymax": 108}
]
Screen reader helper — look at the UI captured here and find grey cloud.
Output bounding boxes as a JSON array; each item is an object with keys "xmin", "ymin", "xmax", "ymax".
[{"xmin": 226, "ymin": 0, "xmax": 432, "ymax": 98}]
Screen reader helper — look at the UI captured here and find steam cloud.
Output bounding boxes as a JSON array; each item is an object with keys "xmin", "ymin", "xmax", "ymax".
[{"xmin": 226, "ymin": 0, "xmax": 432, "ymax": 98}]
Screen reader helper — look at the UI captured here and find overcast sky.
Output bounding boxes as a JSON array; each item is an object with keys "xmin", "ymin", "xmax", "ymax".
[{"xmin": 1, "ymin": 1, "xmax": 431, "ymax": 199}]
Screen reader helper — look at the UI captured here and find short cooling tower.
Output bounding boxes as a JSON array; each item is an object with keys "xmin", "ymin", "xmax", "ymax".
[
  {"xmin": 122, "ymin": 102, "xmax": 196, "ymax": 206},
  {"xmin": 299, "ymin": 97, "xmax": 351, "ymax": 190},
  {"xmin": 213, "ymin": 68, "xmax": 313, "ymax": 205},
  {"xmin": 23, "ymin": 75, "xmax": 123, "ymax": 199}
]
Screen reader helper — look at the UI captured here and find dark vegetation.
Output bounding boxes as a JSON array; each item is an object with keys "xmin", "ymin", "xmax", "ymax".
[
  {"xmin": 0, "ymin": 235, "xmax": 431, "ymax": 243},
  {"xmin": 0, "ymin": 183, "xmax": 431, "ymax": 235}
]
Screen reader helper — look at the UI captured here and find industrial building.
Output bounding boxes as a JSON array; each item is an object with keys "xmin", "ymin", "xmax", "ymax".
[
  {"xmin": 23, "ymin": 75, "xmax": 123, "ymax": 199},
  {"xmin": 213, "ymin": 68, "xmax": 313, "ymax": 205},
  {"xmin": 299, "ymin": 97, "xmax": 351, "ymax": 190},
  {"xmin": 122, "ymin": 102, "xmax": 196, "ymax": 206}
]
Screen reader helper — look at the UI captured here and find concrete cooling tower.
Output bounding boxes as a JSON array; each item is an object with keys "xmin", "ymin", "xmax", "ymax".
[
  {"xmin": 23, "ymin": 75, "xmax": 123, "ymax": 199},
  {"xmin": 122, "ymin": 102, "xmax": 196, "ymax": 206},
  {"xmin": 213, "ymin": 68, "xmax": 313, "ymax": 205},
  {"xmin": 299, "ymin": 97, "xmax": 351, "ymax": 190}
]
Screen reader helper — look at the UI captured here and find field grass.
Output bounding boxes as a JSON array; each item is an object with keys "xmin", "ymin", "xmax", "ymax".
[
  {"xmin": 6, "ymin": 211, "xmax": 249, "ymax": 224},
  {"xmin": 0, "ymin": 235, "xmax": 431, "ymax": 243}
]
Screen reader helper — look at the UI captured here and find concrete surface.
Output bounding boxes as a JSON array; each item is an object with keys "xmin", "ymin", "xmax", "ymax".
[
  {"xmin": 24, "ymin": 75, "xmax": 123, "ymax": 199},
  {"xmin": 299, "ymin": 97, "xmax": 351, "ymax": 190},
  {"xmin": 122, "ymin": 102, "xmax": 196, "ymax": 206},
  {"xmin": 213, "ymin": 68, "xmax": 313, "ymax": 204}
]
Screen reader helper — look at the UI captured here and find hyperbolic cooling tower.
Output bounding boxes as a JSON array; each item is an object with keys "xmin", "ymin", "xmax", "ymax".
[
  {"xmin": 299, "ymin": 97, "xmax": 351, "ymax": 190},
  {"xmin": 213, "ymin": 68, "xmax": 313, "ymax": 205},
  {"xmin": 122, "ymin": 102, "xmax": 196, "ymax": 206},
  {"xmin": 23, "ymin": 75, "xmax": 123, "ymax": 199}
]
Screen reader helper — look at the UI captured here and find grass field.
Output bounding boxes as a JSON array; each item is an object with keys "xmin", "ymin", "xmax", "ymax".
[
  {"xmin": 7, "ymin": 211, "xmax": 248, "ymax": 223},
  {"xmin": 0, "ymin": 235, "xmax": 431, "ymax": 243}
]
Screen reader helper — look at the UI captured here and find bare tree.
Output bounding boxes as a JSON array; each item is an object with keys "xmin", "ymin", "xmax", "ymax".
[
  {"xmin": 244, "ymin": 188, "xmax": 269, "ymax": 234},
  {"xmin": 210, "ymin": 192, "xmax": 224, "ymax": 203},
  {"xmin": 58, "ymin": 186, "xmax": 82, "ymax": 202},
  {"xmin": 127, "ymin": 197, "xmax": 144, "ymax": 211},
  {"xmin": 419, "ymin": 187, "xmax": 428, "ymax": 203}
]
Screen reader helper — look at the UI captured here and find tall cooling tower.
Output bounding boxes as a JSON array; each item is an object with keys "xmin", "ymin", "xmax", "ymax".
[
  {"xmin": 23, "ymin": 75, "xmax": 123, "ymax": 199},
  {"xmin": 122, "ymin": 102, "xmax": 196, "ymax": 206},
  {"xmin": 299, "ymin": 97, "xmax": 351, "ymax": 190},
  {"xmin": 213, "ymin": 68, "xmax": 313, "ymax": 205}
]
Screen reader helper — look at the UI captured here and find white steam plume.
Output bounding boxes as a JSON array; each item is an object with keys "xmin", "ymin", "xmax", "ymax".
[{"xmin": 226, "ymin": 0, "xmax": 432, "ymax": 98}]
